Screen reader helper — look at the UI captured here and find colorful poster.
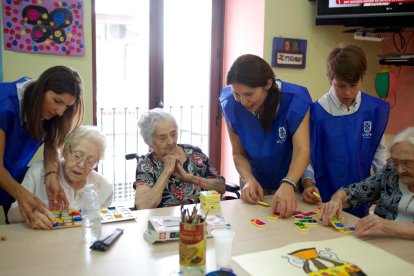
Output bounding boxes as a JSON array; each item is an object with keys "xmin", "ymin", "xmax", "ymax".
[
  {"xmin": 233, "ymin": 236, "xmax": 414, "ymax": 275},
  {"xmin": 272, "ymin": 37, "xmax": 307, "ymax": 69},
  {"xmin": 2, "ymin": 0, "xmax": 84, "ymax": 56}
]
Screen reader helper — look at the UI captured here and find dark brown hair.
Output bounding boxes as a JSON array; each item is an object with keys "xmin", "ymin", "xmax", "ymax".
[
  {"xmin": 326, "ymin": 43, "xmax": 367, "ymax": 83},
  {"xmin": 22, "ymin": 66, "xmax": 84, "ymax": 146},
  {"xmin": 226, "ymin": 54, "xmax": 279, "ymax": 132}
]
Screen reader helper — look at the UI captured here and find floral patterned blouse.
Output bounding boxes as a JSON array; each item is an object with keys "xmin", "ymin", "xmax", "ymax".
[
  {"xmin": 343, "ymin": 161, "xmax": 413, "ymax": 222},
  {"xmin": 134, "ymin": 144, "xmax": 225, "ymax": 208}
]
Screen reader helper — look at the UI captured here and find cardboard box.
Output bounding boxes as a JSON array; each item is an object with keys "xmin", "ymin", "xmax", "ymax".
[{"xmin": 144, "ymin": 215, "xmax": 231, "ymax": 243}]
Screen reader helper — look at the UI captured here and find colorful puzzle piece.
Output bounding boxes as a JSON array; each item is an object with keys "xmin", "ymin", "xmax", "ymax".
[
  {"xmin": 99, "ymin": 206, "xmax": 135, "ymax": 223},
  {"xmin": 312, "ymin": 192, "xmax": 322, "ymax": 202},
  {"xmin": 339, "ymin": 226, "xmax": 356, "ymax": 234},
  {"xmin": 330, "ymin": 216, "xmax": 345, "ymax": 230},
  {"xmin": 51, "ymin": 210, "xmax": 82, "ymax": 229},
  {"xmin": 299, "ymin": 219, "xmax": 318, "ymax": 226},
  {"xmin": 250, "ymin": 218, "xmax": 267, "ymax": 228},
  {"xmin": 292, "ymin": 211, "xmax": 304, "ymax": 216},
  {"xmin": 256, "ymin": 201, "xmax": 271, "ymax": 207},
  {"xmin": 268, "ymin": 214, "xmax": 280, "ymax": 220},
  {"xmin": 302, "ymin": 211, "xmax": 318, "ymax": 217},
  {"xmin": 51, "ymin": 206, "xmax": 135, "ymax": 229},
  {"xmin": 294, "ymin": 222, "xmax": 308, "ymax": 232}
]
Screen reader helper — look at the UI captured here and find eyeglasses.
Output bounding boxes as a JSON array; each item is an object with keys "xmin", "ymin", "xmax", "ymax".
[
  {"xmin": 69, "ymin": 146, "xmax": 99, "ymax": 169},
  {"xmin": 390, "ymin": 158, "xmax": 414, "ymax": 169}
]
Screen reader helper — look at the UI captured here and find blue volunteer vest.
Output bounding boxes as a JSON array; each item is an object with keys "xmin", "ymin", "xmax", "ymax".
[
  {"xmin": 310, "ymin": 92, "xmax": 389, "ymax": 217},
  {"xmin": 220, "ymin": 80, "xmax": 311, "ymax": 190},
  {"xmin": 0, "ymin": 77, "xmax": 42, "ymax": 205}
]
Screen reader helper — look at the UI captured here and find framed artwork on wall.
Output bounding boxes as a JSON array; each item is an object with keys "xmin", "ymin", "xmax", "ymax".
[
  {"xmin": 272, "ymin": 37, "xmax": 307, "ymax": 69},
  {"xmin": 2, "ymin": 0, "xmax": 84, "ymax": 56}
]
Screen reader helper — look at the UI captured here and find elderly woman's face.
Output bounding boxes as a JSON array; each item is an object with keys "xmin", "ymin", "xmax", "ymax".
[
  {"xmin": 62, "ymin": 139, "xmax": 100, "ymax": 185},
  {"xmin": 151, "ymin": 120, "xmax": 178, "ymax": 157},
  {"xmin": 390, "ymin": 141, "xmax": 414, "ymax": 187}
]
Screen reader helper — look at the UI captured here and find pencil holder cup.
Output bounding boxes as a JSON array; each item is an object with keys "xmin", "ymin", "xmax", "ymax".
[{"xmin": 179, "ymin": 221, "xmax": 206, "ymax": 267}]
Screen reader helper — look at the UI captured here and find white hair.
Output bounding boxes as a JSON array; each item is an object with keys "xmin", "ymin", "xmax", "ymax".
[
  {"xmin": 389, "ymin": 127, "xmax": 414, "ymax": 150},
  {"xmin": 138, "ymin": 108, "xmax": 178, "ymax": 146},
  {"xmin": 62, "ymin": 125, "xmax": 106, "ymax": 159}
]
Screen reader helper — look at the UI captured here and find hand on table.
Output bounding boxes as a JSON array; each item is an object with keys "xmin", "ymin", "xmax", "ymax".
[
  {"xmin": 45, "ymin": 172, "xmax": 68, "ymax": 210},
  {"xmin": 16, "ymin": 186, "xmax": 51, "ymax": 228},
  {"xmin": 302, "ymin": 185, "xmax": 321, "ymax": 204},
  {"xmin": 272, "ymin": 183, "xmax": 297, "ymax": 218},
  {"xmin": 319, "ymin": 199, "xmax": 343, "ymax": 226},
  {"xmin": 354, "ymin": 214, "xmax": 390, "ymax": 238},
  {"xmin": 240, "ymin": 180, "xmax": 264, "ymax": 204},
  {"xmin": 32, "ymin": 209, "xmax": 56, "ymax": 230}
]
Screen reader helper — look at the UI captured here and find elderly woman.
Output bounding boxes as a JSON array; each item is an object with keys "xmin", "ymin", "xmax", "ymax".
[
  {"xmin": 7, "ymin": 126, "xmax": 113, "ymax": 229},
  {"xmin": 134, "ymin": 108, "xmax": 226, "ymax": 209},
  {"xmin": 320, "ymin": 127, "xmax": 414, "ymax": 239}
]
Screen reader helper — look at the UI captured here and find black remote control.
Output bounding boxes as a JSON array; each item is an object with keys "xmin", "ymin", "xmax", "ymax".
[{"xmin": 90, "ymin": 228, "xmax": 124, "ymax": 251}]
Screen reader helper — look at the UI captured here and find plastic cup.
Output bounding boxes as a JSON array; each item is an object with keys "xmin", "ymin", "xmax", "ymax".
[{"xmin": 211, "ymin": 229, "xmax": 235, "ymax": 268}]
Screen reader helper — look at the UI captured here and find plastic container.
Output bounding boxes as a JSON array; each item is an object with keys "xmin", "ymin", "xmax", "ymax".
[{"xmin": 80, "ymin": 184, "xmax": 102, "ymax": 243}]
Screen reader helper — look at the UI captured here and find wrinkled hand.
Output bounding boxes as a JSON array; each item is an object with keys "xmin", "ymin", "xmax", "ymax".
[
  {"xmin": 272, "ymin": 183, "xmax": 296, "ymax": 218},
  {"xmin": 302, "ymin": 185, "xmax": 321, "ymax": 204},
  {"xmin": 45, "ymin": 173, "xmax": 68, "ymax": 210},
  {"xmin": 173, "ymin": 161, "xmax": 192, "ymax": 182},
  {"xmin": 320, "ymin": 199, "xmax": 343, "ymax": 226},
  {"xmin": 162, "ymin": 155, "xmax": 178, "ymax": 175},
  {"xmin": 354, "ymin": 214, "xmax": 390, "ymax": 238},
  {"xmin": 32, "ymin": 209, "xmax": 56, "ymax": 230},
  {"xmin": 240, "ymin": 180, "xmax": 263, "ymax": 204},
  {"xmin": 16, "ymin": 187, "xmax": 50, "ymax": 228}
]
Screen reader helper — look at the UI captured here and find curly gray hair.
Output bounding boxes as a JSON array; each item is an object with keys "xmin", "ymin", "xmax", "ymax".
[{"xmin": 138, "ymin": 108, "xmax": 178, "ymax": 146}]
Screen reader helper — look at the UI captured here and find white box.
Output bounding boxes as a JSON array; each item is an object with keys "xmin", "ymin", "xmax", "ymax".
[{"xmin": 144, "ymin": 215, "xmax": 231, "ymax": 243}]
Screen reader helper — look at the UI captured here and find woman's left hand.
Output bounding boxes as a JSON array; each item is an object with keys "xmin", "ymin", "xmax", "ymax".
[
  {"xmin": 272, "ymin": 183, "xmax": 297, "ymax": 218},
  {"xmin": 173, "ymin": 162, "xmax": 192, "ymax": 182},
  {"xmin": 354, "ymin": 214, "xmax": 391, "ymax": 237},
  {"xmin": 45, "ymin": 172, "xmax": 68, "ymax": 210}
]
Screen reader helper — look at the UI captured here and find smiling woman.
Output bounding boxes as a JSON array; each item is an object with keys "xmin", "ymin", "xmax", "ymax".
[
  {"xmin": 0, "ymin": 65, "xmax": 84, "ymax": 227},
  {"xmin": 7, "ymin": 126, "xmax": 113, "ymax": 229}
]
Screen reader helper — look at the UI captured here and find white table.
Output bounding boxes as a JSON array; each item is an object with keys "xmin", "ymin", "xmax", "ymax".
[{"xmin": 0, "ymin": 196, "xmax": 413, "ymax": 276}]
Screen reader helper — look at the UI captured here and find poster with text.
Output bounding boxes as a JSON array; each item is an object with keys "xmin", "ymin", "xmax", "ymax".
[
  {"xmin": 2, "ymin": 0, "xmax": 84, "ymax": 56},
  {"xmin": 272, "ymin": 37, "xmax": 307, "ymax": 69}
]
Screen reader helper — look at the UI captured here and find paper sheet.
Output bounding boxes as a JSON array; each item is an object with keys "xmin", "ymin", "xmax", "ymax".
[{"xmin": 232, "ymin": 236, "xmax": 414, "ymax": 275}]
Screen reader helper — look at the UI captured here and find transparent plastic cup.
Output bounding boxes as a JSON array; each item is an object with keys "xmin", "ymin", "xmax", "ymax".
[{"xmin": 211, "ymin": 229, "xmax": 235, "ymax": 268}]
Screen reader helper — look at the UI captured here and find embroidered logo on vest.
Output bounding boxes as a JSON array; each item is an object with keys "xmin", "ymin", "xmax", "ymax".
[
  {"xmin": 277, "ymin": 127, "xmax": 287, "ymax": 144},
  {"xmin": 362, "ymin": 121, "xmax": 372, "ymax": 139}
]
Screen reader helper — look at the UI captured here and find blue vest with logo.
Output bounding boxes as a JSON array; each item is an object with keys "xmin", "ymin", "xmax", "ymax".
[
  {"xmin": 0, "ymin": 77, "xmax": 42, "ymax": 205},
  {"xmin": 220, "ymin": 80, "xmax": 312, "ymax": 190},
  {"xmin": 310, "ymin": 92, "xmax": 389, "ymax": 217}
]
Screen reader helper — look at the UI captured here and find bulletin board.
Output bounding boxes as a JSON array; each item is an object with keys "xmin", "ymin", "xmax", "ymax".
[{"xmin": 2, "ymin": 0, "xmax": 84, "ymax": 56}]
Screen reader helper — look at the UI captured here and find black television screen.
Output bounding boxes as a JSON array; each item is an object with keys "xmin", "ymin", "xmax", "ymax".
[{"xmin": 316, "ymin": 0, "xmax": 414, "ymax": 28}]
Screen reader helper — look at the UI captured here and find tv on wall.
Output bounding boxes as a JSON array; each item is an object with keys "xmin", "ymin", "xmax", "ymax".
[{"xmin": 316, "ymin": 0, "xmax": 414, "ymax": 28}]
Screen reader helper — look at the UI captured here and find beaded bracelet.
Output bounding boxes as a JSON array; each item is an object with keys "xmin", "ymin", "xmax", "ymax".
[
  {"xmin": 280, "ymin": 176, "xmax": 297, "ymax": 191},
  {"xmin": 197, "ymin": 177, "xmax": 202, "ymax": 186}
]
